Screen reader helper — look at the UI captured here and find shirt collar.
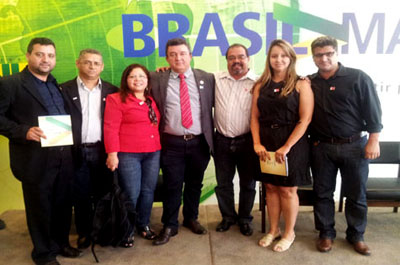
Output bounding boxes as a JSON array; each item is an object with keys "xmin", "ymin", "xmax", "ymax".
[
  {"xmin": 77, "ymin": 76, "xmax": 102, "ymax": 91},
  {"xmin": 219, "ymin": 69, "xmax": 258, "ymax": 81},
  {"xmin": 170, "ymin": 68, "xmax": 193, "ymax": 79},
  {"xmin": 311, "ymin": 62, "xmax": 347, "ymax": 80}
]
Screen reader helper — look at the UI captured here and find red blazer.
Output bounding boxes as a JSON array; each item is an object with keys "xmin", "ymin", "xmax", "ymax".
[{"xmin": 104, "ymin": 93, "xmax": 161, "ymax": 153}]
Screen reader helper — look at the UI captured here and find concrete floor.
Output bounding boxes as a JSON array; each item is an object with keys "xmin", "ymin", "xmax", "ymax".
[{"xmin": 1, "ymin": 205, "xmax": 400, "ymax": 265}]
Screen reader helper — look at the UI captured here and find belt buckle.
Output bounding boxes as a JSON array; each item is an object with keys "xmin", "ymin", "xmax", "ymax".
[
  {"xmin": 183, "ymin": 134, "xmax": 194, "ymax": 141},
  {"xmin": 271, "ymin": 124, "xmax": 279, "ymax": 129}
]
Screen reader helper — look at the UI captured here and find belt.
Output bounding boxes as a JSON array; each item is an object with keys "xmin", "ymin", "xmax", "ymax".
[
  {"xmin": 216, "ymin": 131, "xmax": 251, "ymax": 141},
  {"xmin": 315, "ymin": 133, "xmax": 362, "ymax": 144},
  {"xmin": 163, "ymin": 133, "xmax": 200, "ymax": 141},
  {"xmin": 80, "ymin": 141, "xmax": 101, "ymax": 148}
]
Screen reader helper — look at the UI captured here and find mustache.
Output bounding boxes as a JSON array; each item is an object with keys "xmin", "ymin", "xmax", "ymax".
[{"xmin": 232, "ymin": 62, "xmax": 243, "ymax": 67}]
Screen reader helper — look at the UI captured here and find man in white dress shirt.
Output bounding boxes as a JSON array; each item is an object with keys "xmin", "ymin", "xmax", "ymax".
[{"xmin": 214, "ymin": 44, "xmax": 259, "ymax": 236}]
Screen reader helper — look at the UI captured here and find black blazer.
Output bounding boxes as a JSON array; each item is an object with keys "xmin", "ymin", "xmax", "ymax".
[
  {"xmin": 60, "ymin": 78, "xmax": 118, "ymax": 164},
  {"xmin": 0, "ymin": 67, "xmax": 69, "ymax": 183},
  {"xmin": 150, "ymin": 68, "xmax": 215, "ymax": 153}
]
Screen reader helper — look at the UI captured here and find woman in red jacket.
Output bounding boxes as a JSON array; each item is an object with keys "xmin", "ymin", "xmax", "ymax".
[{"xmin": 104, "ymin": 64, "xmax": 161, "ymax": 247}]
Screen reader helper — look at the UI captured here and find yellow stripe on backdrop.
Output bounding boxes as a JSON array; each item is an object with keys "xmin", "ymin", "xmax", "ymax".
[{"xmin": 0, "ymin": 136, "xmax": 24, "ymax": 214}]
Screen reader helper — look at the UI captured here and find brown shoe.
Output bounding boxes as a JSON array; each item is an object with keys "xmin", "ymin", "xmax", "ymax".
[
  {"xmin": 316, "ymin": 238, "xmax": 333, "ymax": 252},
  {"xmin": 352, "ymin": 241, "xmax": 371, "ymax": 256},
  {"xmin": 183, "ymin": 219, "xmax": 207, "ymax": 235}
]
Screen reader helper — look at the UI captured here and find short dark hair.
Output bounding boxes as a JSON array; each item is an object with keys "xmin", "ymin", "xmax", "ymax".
[
  {"xmin": 27, "ymin": 38, "xmax": 55, "ymax": 54},
  {"xmin": 311, "ymin": 36, "xmax": 338, "ymax": 54},
  {"xmin": 225, "ymin": 43, "xmax": 249, "ymax": 59},
  {"xmin": 119, "ymin": 64, "xmax": 152, "ymax": 103},
  {"xmin": 165, "ymin": 38, "xmax": 191, "ymax": 56},
  {"xmin": 78, "ymin": 48, "xmax": 102, "ymax": 60}
]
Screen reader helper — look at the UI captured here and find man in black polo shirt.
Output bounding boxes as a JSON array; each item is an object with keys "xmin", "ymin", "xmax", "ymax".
[{"xmin": 309, "ymin": 36, "xmax": 382, "ymax": 256}]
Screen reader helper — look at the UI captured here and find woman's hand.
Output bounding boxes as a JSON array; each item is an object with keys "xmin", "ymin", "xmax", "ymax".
[
  {"xmin": 106, "ymin": 152, "xmax": 119, "ymax": 172},
  {"xmin": 254, "ymin": 143, "xmax": 270, "ymax": 162},
  {"xmin": 275, "ymin": 145, "xmax": 290, "ymax": 164}
]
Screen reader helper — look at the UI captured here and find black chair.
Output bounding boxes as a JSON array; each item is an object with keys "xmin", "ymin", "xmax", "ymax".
[
  {"xmin": 259, "ymin": 182, "xmax": 314, "ymax": 233},
  {"xmin": 338, "ymin": 141, "xmax": 400, "ymax": 213}
]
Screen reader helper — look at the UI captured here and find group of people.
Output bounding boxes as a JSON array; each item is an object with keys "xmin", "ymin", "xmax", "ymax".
[{"xmin": 0, "ymin": 34, "xmax": 382, "ymax": 265}]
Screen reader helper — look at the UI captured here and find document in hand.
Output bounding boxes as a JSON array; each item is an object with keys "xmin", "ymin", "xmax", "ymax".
[
  {"xmin": 38, "ymin": 115, "xmax": 73, "ymax": 147},
  {"xmin": 259, "ymin": 152, "xmax": 288, "ymax": 177}
]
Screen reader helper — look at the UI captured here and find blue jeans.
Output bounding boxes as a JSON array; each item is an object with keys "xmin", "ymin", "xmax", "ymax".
[
  {"xmin": 118, "ymin": 151, "xmax": 160, "ymax": 228},
  {"xmin": 311, "ymin": 136, "xmax": 369, "ymax": 242}
]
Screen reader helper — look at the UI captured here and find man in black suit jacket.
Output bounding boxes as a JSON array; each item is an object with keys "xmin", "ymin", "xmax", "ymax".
[
  {"xmin": 151, "ymin": 38, "xmax": 215, "ymax": 246},
  {"xmin": 61, "ymin": 49, "xmax": 117, "ymax": 249},
  {"xmin": 0, "ymin": 37, "xmax": 81, "ymax": 265}
]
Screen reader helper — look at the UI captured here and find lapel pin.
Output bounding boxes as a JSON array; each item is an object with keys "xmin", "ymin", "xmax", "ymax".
[
  {"xmin": 200, "ymin": 80, "xmax": 204, "ymax": 85},
  {"xmin": 274, "ymin": 88, "xmax": 280, "ymax": 93},
  {"xmin": 330, "ymin": 86, "xmax": 336, "ymax": 91},
  {"xmin": 73, "ymin": 97, "xmax": 78, "ymax": 100}
]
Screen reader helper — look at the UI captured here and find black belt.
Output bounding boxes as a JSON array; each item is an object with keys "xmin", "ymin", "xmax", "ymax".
[
  {"xmin": 80, "ymin": 141, "xmax": 101, "ymax": 148},
  {"xmin": 315, "ymin": 133, "xmax": 362, "ymax": 144},
  {"xmin": 216, "ymin": 131, "xmax": 251, "ymax": 141},
  {"xmin": 163, "ymin": 133, "xmax": 201, "ymax": 141}
]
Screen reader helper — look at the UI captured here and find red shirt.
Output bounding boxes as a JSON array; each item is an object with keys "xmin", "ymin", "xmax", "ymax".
[{"xmin": 104, "ymin": 93, "xmax": 161, "ymax": 153}]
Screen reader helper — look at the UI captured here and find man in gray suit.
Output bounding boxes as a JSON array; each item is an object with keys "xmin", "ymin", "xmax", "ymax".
[{"xmin": 151, "ymin": 38, "xmax": 215, "ymax": 245}]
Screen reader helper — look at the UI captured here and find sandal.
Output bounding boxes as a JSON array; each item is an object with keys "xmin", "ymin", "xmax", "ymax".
[
  {"xmin": 273, "ymin": 235, "xmax": 295, "ymax": 252},
  {"xmin": 259, "ymin": 232, "xmax": 281, "ymax": 248},
  {"xmin": 139, "ymin": 226, "xmax": 156, "ymax": 240},
  {"xmin": 120, "ymin": 237, "xmax": 134, "ymax": 248}
]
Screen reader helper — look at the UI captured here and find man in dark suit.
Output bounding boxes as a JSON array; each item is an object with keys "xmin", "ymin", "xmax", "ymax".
[
  {"xmin": 61, "ymin": 49, "xmax": 117, "ymax": 249},
  {"xmin": 0, "ymin": 37, "xmax": 81, "ymax": 265},
  {"xmin": 151, "ymin": 38, "xmax": 215, "ymax": 245}
]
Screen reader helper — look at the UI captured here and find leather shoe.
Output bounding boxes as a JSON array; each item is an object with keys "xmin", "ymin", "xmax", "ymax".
[
  {"xmin": 43, "ymin": 260, "xmax": 60, "ymax": 265},
  {"xmin": 316, "ymin": 238, "xmax": 333, "ymax": 252},
  {"xmin": 153, "ymin": 227, "xmax": 178, "ymax": 246},
  {"xmin": 59, "ymin": 245, "xmax": 82, "ymax": 258},
  {"xmin": 239, "ymin": 223, "xmax": 253, "ymax": 236},
  {"xmin": 183, "ymin": 219, "xmax": 207, "ymax": 234},
  {"xmin": 0, "ymin": 219, "xmax": 5, "ymax": 230},
  {"xmin": 77, "ymin": 236, "xmax": 91, "ymax": 249},
  {"xmin": 351, "ymin": 241, "xmax": 371, "ymax": 256},
  {"xmin": 216, "ymin": 219, "xmax": 235, "ymax": 232}
]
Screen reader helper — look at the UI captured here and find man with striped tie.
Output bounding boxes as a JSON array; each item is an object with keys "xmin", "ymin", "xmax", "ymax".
[{"xmin": 150, "ymin": 38, "xmax": 215, "ymax": 246}]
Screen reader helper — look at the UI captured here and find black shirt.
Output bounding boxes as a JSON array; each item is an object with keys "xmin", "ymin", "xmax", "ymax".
[{"xmin": 309, "ymin": 63, "xmax": 383, "ymax": 139}]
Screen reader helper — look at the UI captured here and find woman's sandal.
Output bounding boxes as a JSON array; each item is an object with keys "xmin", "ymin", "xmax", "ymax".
[
  {"xmin": 139, "ymin": 226, "xmax": 156, "ymax": 240},
  {"xmin": 259, "ymin": 232, "xmax": 281, "ymax": 248},
  {"xmin": 120, "ymin": 237, "xmax": 134, "ymax": 248},
  {"xmin": 273, "ymin": 235, "xmax": 295, "ymax": 252}
]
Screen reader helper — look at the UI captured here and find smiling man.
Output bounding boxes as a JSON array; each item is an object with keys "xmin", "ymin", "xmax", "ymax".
[
  {"xmin": 309, "ymin": 36, "xmax": 383, "ymax": 256},
  {"xmin": 213, "ymin": 44, "xmax": 259, "ymax": 236},
  {"xmin": 0, "ymin": 37, "xmax": 81, "ymax": 265},
  {"xmin": 61, "ymin": 49, "xmax": 117, "ymax": 249},
  {"xmin": 150, "ymin": 38, "xmax": 215, "ymax": 245}
]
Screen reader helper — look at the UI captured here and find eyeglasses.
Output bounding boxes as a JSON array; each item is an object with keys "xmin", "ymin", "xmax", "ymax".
[
  {"xmin": 129, "ymin": 74, "xmax": 147, "ymax": 80},
  {"xmin": 81, "ymin": 60, "xmax": 103, "ymax": 67},
  {"xmin": 313, "ymin": 51, "xmax": 336, "ymax": 59},
  {"xmin": 145, "ymin": 98, "xmax": 158, "ymax": 125},
  {"xmin": 227, "ymin": 55, "xmax": 247, "ymax": 61}
]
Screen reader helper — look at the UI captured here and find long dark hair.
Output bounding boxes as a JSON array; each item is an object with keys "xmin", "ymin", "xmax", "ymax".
[{"xmin": 119, "ymin": 64, "xmax": 152, "ymax": 103}]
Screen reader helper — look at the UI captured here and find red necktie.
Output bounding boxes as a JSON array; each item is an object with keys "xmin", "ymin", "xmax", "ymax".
[{"xmin": 179, "ymin": 73, "xmax": 193, "ymax": 129}]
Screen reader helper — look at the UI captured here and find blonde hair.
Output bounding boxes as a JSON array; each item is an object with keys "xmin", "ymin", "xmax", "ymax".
[{"xmin": 254, "ymin": 39, "xmax": 297, "ymax": 97}]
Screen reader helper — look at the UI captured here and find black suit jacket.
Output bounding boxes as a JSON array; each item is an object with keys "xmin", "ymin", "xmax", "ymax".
[
  {"xmin": 0, "ymin": 67, "xmax": 69, "ymax": 183},
  {"xmin": 150, "ymin": 68, "xmax": 215, "ymax": 152},
  {"xmin": 60, "ymin": 78, "xmax": 118, "ymax": 164}
]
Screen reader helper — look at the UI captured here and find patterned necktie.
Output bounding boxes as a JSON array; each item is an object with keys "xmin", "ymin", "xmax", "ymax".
[{"xmin": 179, "ymin": 73, "xmax": 193, "ymax": 129}]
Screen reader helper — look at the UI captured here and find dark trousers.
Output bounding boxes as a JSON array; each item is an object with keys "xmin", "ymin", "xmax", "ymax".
[
  {"xmin": 214, "ymin": 132, "xmax": 257, "ymax": 224},
  {"xmin": 160, "ymin": 134, "xmax": 210, "ymax": 229},
  {"xmin": 22, "ymin": 147, "xmax": 73, "ymax": 264},
  {"xmin": 73, "ymin": 144, "xmax": 111, "ymax": 238},
  {"xmin": 311, "ymin": 136, "xmax": 369, "ymax": 242}
]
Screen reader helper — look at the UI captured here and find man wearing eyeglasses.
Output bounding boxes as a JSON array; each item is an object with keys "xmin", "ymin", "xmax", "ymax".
[
  {"xmin": 309, "ymin": 36, "xmax": 383, "ymax": 256},
  {"xmin": 213, "ymin": 44, "xmax": 259, "ymax": 236},
  {"xmin": 151, "ymin": 38, "xmax": 215, "ymax": 245},
  {"xmin": 61, "ymin": 49, "xmax": 117, "ymax": 249}
]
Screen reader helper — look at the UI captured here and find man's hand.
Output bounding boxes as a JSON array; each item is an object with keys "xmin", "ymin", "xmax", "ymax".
[
  {"xmin": 365, "ymin": 133, "xmax": 380, "ymax": 160},
  {"xmin": 26, "ymin": 127, "xmax": 46, "ymax": 142}
]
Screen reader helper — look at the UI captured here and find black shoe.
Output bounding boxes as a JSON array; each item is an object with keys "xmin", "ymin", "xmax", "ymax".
[
  {"xmin": 153, "ymin": 227, "xmax": 178, "ymax": 246},
  {"xmin": 43, "ymin": 260, "xmax": 60, "ymax": 265},
  {"xmin": 77, "ymin": 236, "xmax": 91, "ymax": 249},
  {"xmin": 59, "ymin": 245, "xmax": 82, "ymax": 258},
  {"xmin": 183, "ymin": 219, "xmax": 207, "ymax": 234},
  {"xmin": 138, "ymin": 225, "xmax": 156, "ymax": 240},
  {"xmin": 0, "ymin": 219, "xmax": 5, "ymax": 230},
  {"xmin": 239, "ymin": 223, "xmax": 253, "ymax": 236},
  {"xmin": 216, "ymin": 219, "xmax": 235, "ymax": 232}
]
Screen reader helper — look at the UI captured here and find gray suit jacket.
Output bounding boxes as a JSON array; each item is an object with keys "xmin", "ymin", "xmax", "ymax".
[{"xmin": 150, "ymin": 68, "xmax": 215, "ymax": 153}]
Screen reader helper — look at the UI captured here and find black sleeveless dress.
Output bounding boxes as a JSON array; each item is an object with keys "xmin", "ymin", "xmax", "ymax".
[{"xmin": 256, "ymin": 80, "xmax": 311, "ymax": 187}]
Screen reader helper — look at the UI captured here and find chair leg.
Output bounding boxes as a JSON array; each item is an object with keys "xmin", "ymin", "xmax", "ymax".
[
  {"xmin": 261, "ymin": 183, "xmax": 266, "ymax": 233},
  {"xmin": 338, "ymin": 182, "xmax": 344, "ymax": 212},
  {"xmin": 394, "ymin": 207, "xmax": 398, "ymax": 213}
]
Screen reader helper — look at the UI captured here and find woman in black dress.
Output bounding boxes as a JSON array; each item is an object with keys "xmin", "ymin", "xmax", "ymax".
[{"xmin": 251, "ymin": 39, "xmax": 314, "ymax": 252}]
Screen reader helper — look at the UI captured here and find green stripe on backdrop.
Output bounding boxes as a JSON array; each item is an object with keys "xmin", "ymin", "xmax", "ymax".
[
  {"xmin": 1, "ymin": 64, "xmax": 11, "ymax": 77},
  {"xmin": 11, "ymin": 64, "xmax": 20, "ymax": 75}
]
